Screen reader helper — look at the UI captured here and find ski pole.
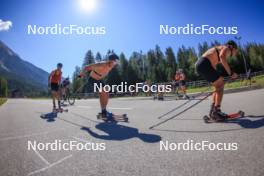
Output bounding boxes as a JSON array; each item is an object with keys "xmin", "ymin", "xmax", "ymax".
[
  {"xmin": 149, "ymin": 92, "xmax": 213, "ymax": 129},
  {"xmin": 158, "ymin": 85, "xmax": 212, "ymax": 119}
]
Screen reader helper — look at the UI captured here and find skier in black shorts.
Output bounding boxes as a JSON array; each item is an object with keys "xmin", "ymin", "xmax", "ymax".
[
  {"xmin": 49, "ymin": 63, "xmax": 63, "ymax": 112},
  {"xmin": 195, "ymin": 40, "xmax": 238, "ymax": 121},
  {"xmin": 174, "ymin": 71, "xmax": 180, "ymax": 95},
  {"xmin": 178, "ymin": 69, "xmax": 189, "ymax": 99},
  {"xmin": 78, "ymin": 53, "xmax": 119, "ymax": 118}
]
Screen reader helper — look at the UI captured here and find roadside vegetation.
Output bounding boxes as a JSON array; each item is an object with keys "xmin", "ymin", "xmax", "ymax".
[{"xmin": 187, "ymin": 75, "xmax": 264, "ymax": 94}]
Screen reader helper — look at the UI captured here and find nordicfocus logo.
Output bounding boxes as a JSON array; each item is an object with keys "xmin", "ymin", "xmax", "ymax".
[
  {"xmin": 160, "ymin": 24, "xmax": 238, "ymax": 35},
  {"xmin": 160, "ymin": 140, "xmax": 238, "ymax": 151},
  {"xmin": 27, "ymin": 24, "xmax": 106, "ymax": 35},
  {"xmin": 27, "ymin": 140, "xmax": 106, "ymax": 151},
  {"xmin": 94, "ymin": 82, "xmax": 172, "ymax": 93}
]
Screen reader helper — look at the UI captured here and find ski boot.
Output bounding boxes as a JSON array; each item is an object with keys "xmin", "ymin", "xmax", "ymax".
[
  {"xmin": 52, "ymin": 107, "xmax": 57, "ymax": 113},
  {"xmin": 210, "ymin": 110, "xmax": 227, "ymax": 122},
  {"xmin": 183, "ymin": 94, "xmax": 190, "ymax": 99}
]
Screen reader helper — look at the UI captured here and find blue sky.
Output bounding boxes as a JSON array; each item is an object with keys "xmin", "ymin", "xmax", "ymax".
[{"xmin": 0, "ymin": 0, "xmax": 263, "ymax": 77}]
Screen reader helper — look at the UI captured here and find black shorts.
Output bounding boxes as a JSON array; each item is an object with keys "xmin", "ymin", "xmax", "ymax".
[
  {"xmin": 174, "ymin": 81, "xmax": 179, "ymax": 87},
  {"xmin": 51, "ymin": 83, "xmax": 59, "ymax": 91},
  {"xmin": 195, "ymin": 57, "xmax": 220, "ymax": 83},
  {"xmin": 179, "ymin": 80, "xmax": 186, "ymax": 86},
  {"xmin": 62, "ymin": 82, "xmax": 70, "ymax": 88}
]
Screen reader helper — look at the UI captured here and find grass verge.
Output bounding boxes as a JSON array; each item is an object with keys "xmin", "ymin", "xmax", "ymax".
[
  {"xmin": 0, "ymin": 98, "xmax": 7, "ymax": 106},
  {"xmin": 187, "ymin": 75, "xmax": 264, "ymax": 94}
]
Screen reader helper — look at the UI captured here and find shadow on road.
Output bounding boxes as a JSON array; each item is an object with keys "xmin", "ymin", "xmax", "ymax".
[
  {"xmin": 81, "ymin": 122, "xmax": 161, "ymax": 143},
  {"xmin": 153, "ymin": 115, "xmax": 264, "ymax": 133},
  {"xmin": 40, "ymin": 112, "xmax": 57, "ymax": 122},
  {"xmin": 39, "ymin": 111, "xmax": 161, "ymax": 143},
  {"xmin": 226, "ymin": 115, "xmax": 264, "ymax": 128}
]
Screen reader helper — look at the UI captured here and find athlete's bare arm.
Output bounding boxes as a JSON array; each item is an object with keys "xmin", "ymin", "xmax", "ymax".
[
  {"xmin": 181, "ymin": 73, "xmax": 185, "ymax": 80},
  {"xmin": 79, "ymin": 62, "xmax": 108, "ymax": 76},
  {"xmin": 49, "ymin": 71, "xmax": 54, "ymax": 83},
  {"xmin": 202, "ymin": 47, "xmax": 216, "ymax": 59},
  {"xmin": 219, "ymin": 47, "xmax": 232, "ymax": 75},
  {"xmin": 58, "ymin": 76, "xmax": 61, "ymax": 85},
  {"xmin": 83, "ymin": 62, "xmax": 108, "ymax": 71}
]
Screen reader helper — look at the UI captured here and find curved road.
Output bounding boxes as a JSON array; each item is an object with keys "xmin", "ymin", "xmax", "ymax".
[{"xmin": 0, "ymin": 89, "xmax": 264, "ymax": 176}]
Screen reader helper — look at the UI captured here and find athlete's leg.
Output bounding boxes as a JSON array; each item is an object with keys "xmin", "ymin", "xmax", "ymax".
[
  {"xmin": 209, "ymin": 90, "xmax": 216, "ymax": 115},
  {"xmin": 99, "ymin": 90, "xmax": 109, "ymax": 114},
  {"xmin": 51, "ymin": 91, "xmax": 56, "ymax": 109},
  {"xmin": 182, "ymin": 86, "xmax": 186, "ymax": 94},
  {"xmin": 216, "ymin": 86, "xmax": 224, "ymax": 106},
  {"xmin": 212, "ymin": 77, "xmax": 225, "ymax": 110},
  {"xmin": 55, "ymin": 88, "xmax": 61, "ymax": 109}
]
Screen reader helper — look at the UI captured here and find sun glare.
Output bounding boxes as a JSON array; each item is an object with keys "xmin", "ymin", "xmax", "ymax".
[{"xmin": 78, "ymin": 0, "xmax": 97, "ymax": 12}]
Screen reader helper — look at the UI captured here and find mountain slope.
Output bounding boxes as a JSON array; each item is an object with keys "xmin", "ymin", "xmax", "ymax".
[{"xmin": 0, "ymin": 40, "xmax": 49, "ymax": 96}]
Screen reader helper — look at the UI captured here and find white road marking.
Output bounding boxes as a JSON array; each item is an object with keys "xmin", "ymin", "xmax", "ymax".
[
  {"xmin": 32, "ymin": 148, "xmax": 50, "ymax": 166},
  {"xmin": 27, "ymin": 154, "xmax": 72, "ymax": 176}
]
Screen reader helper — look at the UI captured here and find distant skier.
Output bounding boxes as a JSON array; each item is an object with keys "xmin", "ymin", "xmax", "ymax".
[
  {"xmin": 49, "ymin": 63, "xmax": 63, "ymax": 112},
  {"xmin": 178, "ymin": 69, "xmax": 189, "ymax": 99}
]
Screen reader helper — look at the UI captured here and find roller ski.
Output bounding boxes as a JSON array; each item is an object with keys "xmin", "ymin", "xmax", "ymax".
[
  {"xmin": 40, "ymin": 108, "xmax": 68, "ymax": 119},
  {"xmin": 40, "ymin": 107, "xmax": 66, "ymax": 119},
  {"xmin": 153, "ymin": 92, "xmax": 164, "ymax": 101},
  {"xmin": 204, "ymin": 110, "xmax": 245, "ymax": 123},
  {"xmin": 53, "ymin": 107, "xmax": 68, "ymax": 113},
  {"xmin": 97, "ymin": 111, "xmax": 128, "ymax": 122},
  {"xmin": 40, "ymin": 112, "xmax": 57, "ymax": 119},
  {"xmin": 175, "ymin": 94, "xmax": 190, "ymax": 100}
]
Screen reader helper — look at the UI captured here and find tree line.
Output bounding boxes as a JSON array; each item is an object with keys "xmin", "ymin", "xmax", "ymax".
[
  {"xmin": 0, "ymin": 77, "xmax": 8, "ymax": 97},
  {"xmin": 72, "ymin": 41, "xmax": 264, "ymax": 93}
]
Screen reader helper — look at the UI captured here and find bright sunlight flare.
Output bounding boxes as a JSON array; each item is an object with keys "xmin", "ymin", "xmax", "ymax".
[{"xmin": 78, "ymin": 0, "xmax": 97, "ymax": 13}]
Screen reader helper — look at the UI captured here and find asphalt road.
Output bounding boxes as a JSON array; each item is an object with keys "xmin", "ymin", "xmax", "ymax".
[{"xmin": 0, "ymin": 89, "xmax": 264, "ymax": 176}]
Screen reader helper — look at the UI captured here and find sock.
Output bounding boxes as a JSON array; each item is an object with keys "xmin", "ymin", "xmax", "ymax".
[
  {"xmin": 214, "ymin": 105, "xmax": 221, "ymax": 112},
  {"xmin": 58, "ymin": 100, "xmax": 61, "ymax": 109},
  {"xmin": 210, "ymin": 103, "xmax": 215, "ymax": 114},
  {"xmin": 53, "ymin": 100, "xmax": 56, "ymax": 108},
  {"xmin": 102, "ymin": 109, "xmax": 107, "ymax": 115}
]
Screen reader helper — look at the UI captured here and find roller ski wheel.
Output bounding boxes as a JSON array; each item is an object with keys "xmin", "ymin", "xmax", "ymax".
[
  {"xmin": 203, "ymin": 115, "xmax": 220, "ymax": 123},
  {"xmin": 55, "ymin": 108, "xmax": 68, "ymax": 113},
  {"xmin": 113, "ymin": 113, "xmax": 128, "ymax": 122},
  {"xmin": 238, "ymin": 110, "xmax": 245, "ymax": 117},
  {"xmin": 97, "ymin": 112, "xmax": 108, "ymax": 120}
]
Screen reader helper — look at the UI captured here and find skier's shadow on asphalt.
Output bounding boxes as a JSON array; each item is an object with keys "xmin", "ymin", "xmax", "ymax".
[
  {"xmin": 40, "ymin": 112, "xmax": 57, "ymax": 122},
  {"xmin": 226, "ymin": 115, "xmax": 264, "ymax": 129},
  {"xmin": 81, "ymin": 122, "xmax": 161, "ymax": 143},
  {"xmin": 155, "ymin": 115, "xmax": 264, "ymax": 133}
]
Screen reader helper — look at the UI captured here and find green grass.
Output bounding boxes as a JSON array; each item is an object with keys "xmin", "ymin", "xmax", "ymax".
[
  {"xmin": 254, "ymin": 75, "xmax": 264, "ymax": 87},
  {"xmin": 0, "ymin": 98, "xmax": 7, "ymax": 106},
  {"xmin": 186, "ymin": 75, "xmax": 264, "ymax": 94}
]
